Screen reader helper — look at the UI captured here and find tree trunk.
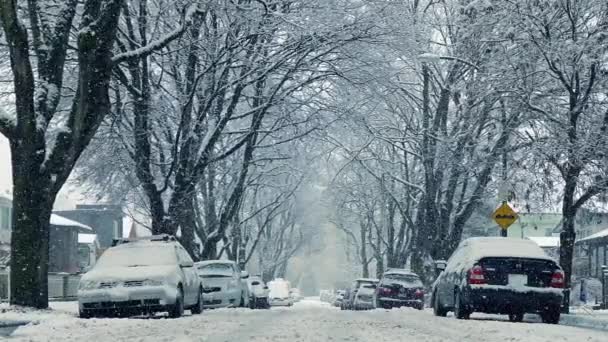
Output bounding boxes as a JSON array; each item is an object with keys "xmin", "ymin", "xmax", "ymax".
[
  {"xmin": 10, "ymin": 142, "xmax": 54, "ymax": 308},
  {"xmin": 360, "ymin": 220, "xmax": 369, "ymax": 278}
]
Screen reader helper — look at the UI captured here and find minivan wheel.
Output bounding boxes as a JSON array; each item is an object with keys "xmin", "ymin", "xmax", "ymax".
[
  {"xmin": 79, "ymin": 309, "xmax": 92, "ymax": 319},
  {"xmin": 433, "ymin": 291, "xmax": 448, "ymax": 317},
  {"xmin": 191, "ymin": 288, "xmax": 203, "ymax": 315},
  {"xmin": 169, "ymin": 288, "xmax": 184, "ymax": 318},
  {"xmin": 508, "ymin": 311, "xmax": 524, "ymax": 322},
  {"xmin": 540, "ymin": 306, "xmax": 560, "ymax": 324},
  {"xmin": 454, "ymin": 290, "xmax": 470, "ymax": 320}
]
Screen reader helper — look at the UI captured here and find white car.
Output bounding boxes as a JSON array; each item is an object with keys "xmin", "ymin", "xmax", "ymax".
[
  {"xmin": 248, "ymin": 276, "xmax": 270, "ymax": 309},
  {"xmin": 289, "ymin": 288, "xmax": 302, "ymax": 303},
  {"xmin": 196, "ymin": 260, "xmax": 250, "ymax": 308},
  {"xmin": 268, "ymin": 278, "xmax": 292, "ymax": 307},
  {"xmin": 353, "ymin": 282, "xmax": 378, "ymax": 310},
  {"xmin": 78, "ymin": 235, "xmax": 203, "ymax": 318}
]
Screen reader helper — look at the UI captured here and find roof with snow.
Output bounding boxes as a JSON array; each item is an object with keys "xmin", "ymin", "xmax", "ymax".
[
  {"xmin": 527, "ymin": 236, "xmax": 560, "ymax": 248},
  {"xmin": 51, "ymin": 214, "xmax": 93, "ymax": 231},
  {"xmin": 576, "ymin": 228, "xmax": 608, "ymax": 245}
]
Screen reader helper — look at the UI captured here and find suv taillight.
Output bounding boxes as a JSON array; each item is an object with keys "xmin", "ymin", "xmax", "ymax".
[
  {"xmin": 468, "ymin": 265, "xmax": 486, "ymax": 285},
  {"xmin": 378, "ymin": 287, "xmax": 392, "ymax": 296},
  {"xmin": 550, "ymin": 270, "xmax": 565, "ymax": 288},
  {"xmin": 414, "ymin": 289, "xmax": 424, "ymax": 298}
]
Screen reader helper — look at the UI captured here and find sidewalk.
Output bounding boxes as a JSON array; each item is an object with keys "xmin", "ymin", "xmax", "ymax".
[{"xmin": 560, "ymin": 307, "xmax": 608, "ymax": 331}]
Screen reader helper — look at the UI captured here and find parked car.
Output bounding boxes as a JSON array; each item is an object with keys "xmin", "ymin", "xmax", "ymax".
[
  {"xmin": 353, "ymin": 282, "xmax": 378, "ymax": 310},
  {"xmin": 268, "ymin": 278, "xmax": 292, "ymax": 307},
  {"xmin": 431, "ymin": 237, "xmax": 564, "ymax": 323},
  {"xmin": 320, "ymin": 289, "xmax": 335, "ymax": 303},
  {"xmin": 248, "ymin": 276, "xmax": 270, "ymax": 309},
  {"xmin": 375, "ymin": 269, "xmax": 424, "ymax": 310},
  {"xmin": 196, "ymin": 260, "xmax": 250, "ymax": 309},
  {"xmin": 333, "ymin": 290, "xmax": 346, "ymax": 307},
  {"xmin": 78, "ymin": 234, "xmax": 203, "ymax": 318},
  {"xmin": 289, "ymin": 288, "xmax": 302, "ymax": 303},
  {"xmin": 341, "ymin": 278, "xmax": 379, "ymax": 310}
]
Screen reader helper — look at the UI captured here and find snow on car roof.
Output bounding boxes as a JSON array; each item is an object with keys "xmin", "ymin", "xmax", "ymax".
[
  {"xmin": 356, "ymin": 278, "xmax": 379, "ymax": 283},
  {"xmin": 196, "ymin": 260, "xmax": 236, "ymax": 267},
  {"xmin": 446, "ymin": 237, "xmax": 555, "ymax": 272},
  {"xmin": 384, "ymin": 269, "xmax": 418, "ymax": 277}
]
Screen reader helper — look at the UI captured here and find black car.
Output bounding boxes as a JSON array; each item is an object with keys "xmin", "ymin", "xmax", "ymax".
[
  {"xmin": 375, "ymin": 269, "xmax": 424, "ymax": 310},
  {"xmin": 431, "ymin": 237, "xmax": 564, "ymax": 324}
]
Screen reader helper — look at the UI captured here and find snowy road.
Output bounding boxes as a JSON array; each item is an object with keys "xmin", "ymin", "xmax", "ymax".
[{"xmin": 5, "ymin": 299, "xmax": 608, "ymax": 342}]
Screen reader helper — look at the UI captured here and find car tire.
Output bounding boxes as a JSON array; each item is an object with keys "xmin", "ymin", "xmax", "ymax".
[
  {"xmin": 540, "ymin": 306, "xmax": 560, "ymax": 324},
  {"xmin": 416, "ymin": 302, "xmax": 424, "ymax": 310},
  {"xmin": 79, "ymin": 309, "xmax": 92, "ymax": 319},
  {"xmin": 508, "ymin": 311, "xmax": 524, "ymax": 323},
  {"xmin": 191, "ymin": 288, "xmax": 203, "ymax": 315},
  {"xmin": 453, "ymin": 290, "xmax": 470, "ymax": 320},
  {"xmin": 433, "ymin": 291, "xmax": 448, "ymax": 317},
  {"xmin": 169, "ymin": 287, "xmax": 185, "ymax": 318}
]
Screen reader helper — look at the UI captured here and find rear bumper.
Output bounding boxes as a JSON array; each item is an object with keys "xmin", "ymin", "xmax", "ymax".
[
  {"xmin": 270, "ymin": 298, "xmax": 292, "ymax": 306},
  {"xmin": 463, "ymin": 285, "xmax": 563, "ymax": 314},
  {"xmin": 378, "ymin": 296, "xmax": 423, "ymax": 307}
]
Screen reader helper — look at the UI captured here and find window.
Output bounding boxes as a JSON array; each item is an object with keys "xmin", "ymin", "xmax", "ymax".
[
  {"xmin": 112, "ymin": 221, "xmax": 120, "ymax": 238},
  {"xmin": 0, "ymin": 206, "xmax": 10, "ymax": 231}
]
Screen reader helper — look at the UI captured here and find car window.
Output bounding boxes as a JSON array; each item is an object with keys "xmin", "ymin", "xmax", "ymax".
[
  {"xmin": 198, "ymin": 263, "xmax": 234, "ymax": 275},
  {"xmin": 383, "ymin": 274, "xmax": 423, "ymax": 287}
]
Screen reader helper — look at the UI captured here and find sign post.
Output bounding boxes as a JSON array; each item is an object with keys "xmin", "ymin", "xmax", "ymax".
[{"xmin": 492, "ymin": 202, "xmax": 519, "ymax": 237}]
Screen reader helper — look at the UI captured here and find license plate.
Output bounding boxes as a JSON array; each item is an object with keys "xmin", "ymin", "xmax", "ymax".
[{"xmin": 508, "ymin": 274, "xmax": 528, "ymax": 287}]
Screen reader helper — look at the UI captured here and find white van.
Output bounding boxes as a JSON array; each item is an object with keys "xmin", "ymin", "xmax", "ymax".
[{"xmin": 268, "ymin": 278, "xmax": 292, "ymax": 307}]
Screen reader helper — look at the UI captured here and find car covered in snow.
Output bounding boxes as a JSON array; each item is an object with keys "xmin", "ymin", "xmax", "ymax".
[
  {"xmin": 268, "ymin": 278, "xmax": 293, "ymax": 306},
  {"xmin": 333, "ymin": 290, "xmax": 346, "ymax": 307},
  {"xmin": 196, "ymin": 260, "xmax": 250, "ymax": 308},
  {"xmin": 289, "ymin": 288, "xmax": 302, "ymax": 303},
  {"xmin": 341, "ymin": 278, "xmax": 379, "ymax": 310},
  {"xmin": 77, "ymin": 235, "xmax": 203, "ymax": 318},
  {"xmin": 431, "ymin": 237, "xmax": 564, "ymax": 323},
  {"xmin": 375, "ymin": 269, "xmax": 424, "ymax": 310},
  {"xmin": 247, "ymin": 276, "xmax": 270, "ymax": 309}
]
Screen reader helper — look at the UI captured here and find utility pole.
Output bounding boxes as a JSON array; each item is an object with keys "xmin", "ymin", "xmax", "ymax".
[{"xmin": 500, "ymin": 106, "xmax": 508, "ymax": 238}]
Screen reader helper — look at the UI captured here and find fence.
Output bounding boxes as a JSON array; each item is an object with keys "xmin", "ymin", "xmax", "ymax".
[{"xmin": 0, "ymin": 268, "xmax": 81, "ymax": 302}]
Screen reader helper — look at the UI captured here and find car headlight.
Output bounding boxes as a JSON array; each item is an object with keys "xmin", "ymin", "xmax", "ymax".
[
  {"xmin": 79, "ymin": 280, "xmax": 99, "ymax": 290},
  {"xmin": 143, "ymin": 279, "xmax": 164, "ymax": 286}
]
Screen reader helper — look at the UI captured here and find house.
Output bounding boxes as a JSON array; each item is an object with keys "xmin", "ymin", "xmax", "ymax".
[
  {"xmin": 575, "ymin": 229, "xmax": 608, "ymax": 279},
  {"xmin": 0, "ymin": 194, "xmax": 98, "ymax": 273},
  {"xmin": 527, "ymin": 236, "xmax": 560, "ymax": 260},
  {"xmin": 55, "ymin": 204, "xmax": 124, "ymax": 249},
  {"xmin": 507, "ymin": 213, "xmax": 562, "ymax": 239}
]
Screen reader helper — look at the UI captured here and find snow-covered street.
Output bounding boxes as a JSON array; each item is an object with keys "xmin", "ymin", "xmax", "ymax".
[{"xmin": 2, "ymin": 299, "xmax": 607, "ymax": 342}]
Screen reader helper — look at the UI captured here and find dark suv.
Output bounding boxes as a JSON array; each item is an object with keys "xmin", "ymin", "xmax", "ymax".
[
  {"xmin": 431, "ymin": 237, "xmax": 564, "ymax": 323},
  {"xmin": 376, "ymin": 269, "xmax": 424, "ymax": 310}
]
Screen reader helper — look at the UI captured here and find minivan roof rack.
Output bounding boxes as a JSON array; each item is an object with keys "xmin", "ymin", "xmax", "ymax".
[{"xmin": 112, "ymin": 234, "xmax": 177, "ymax": 246}]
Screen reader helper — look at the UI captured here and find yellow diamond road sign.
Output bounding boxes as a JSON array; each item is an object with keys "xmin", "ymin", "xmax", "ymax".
[{"xmin": 492, "ymin": 202, "xmax": 519, "ymax": 230}]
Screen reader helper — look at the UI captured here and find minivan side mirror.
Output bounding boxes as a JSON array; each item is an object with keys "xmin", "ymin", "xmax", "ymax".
[{"xmin": 435, "ymin": 260, "xmax": 447, "ymax": 271}]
